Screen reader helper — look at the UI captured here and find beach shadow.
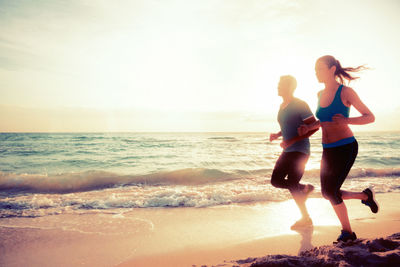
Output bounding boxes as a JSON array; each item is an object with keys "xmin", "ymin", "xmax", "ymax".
[
  {"xmin": 292, "ymin": 225, "xmax": 314, "ymax": 255},
  {"xmin": 354, "ymin": 216, "xmax": 376, "ymax": 221}
]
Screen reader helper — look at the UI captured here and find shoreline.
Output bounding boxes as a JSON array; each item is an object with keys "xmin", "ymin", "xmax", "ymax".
[
  {"xmin": 1, "ymin": 193, "xmax": 399, "ymax": 267},
  {"xmin": 118, "ymin": 193, "xmax": 400, "ymax": 267}
]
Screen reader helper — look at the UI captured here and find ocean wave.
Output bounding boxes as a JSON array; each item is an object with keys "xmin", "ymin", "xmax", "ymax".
[
  {"xmin": 207, "ymin": 136, "xmax": 238, "ymax": 141},
  {"xmin": 71, "ymin": 136, "xmax": 91, "ymax": 141},
  {"xmin": 1, "ymin": 174, "xmax": 399, "ymax": 218},
  {"xmin": 0, "ymin": 180, "xmax": 287, "ymax": 217},
  {"xmin": 358, "ymin": 157, "xmax": 400, "ymax": 166},
  {"xmin": 0, "ymin": 167, "xmax": 399, "ymax": 194},
  {"xmin": 1, "ymin": 168, "xmax": 400, "ymax": 217},
  {"xmin": 302, "ymin": 167, "xmax": 400, "ymax": 179},
  {"xmin": 348, "ymin": 168, "xmax": 400, "ymax": 178},
  {"xmin": 0, "ymin": 168, "xmax": 241, "ymax": 194},
  {"xmin": 0, "ymin": 133, "xmax": 27, "ymax": 142}
]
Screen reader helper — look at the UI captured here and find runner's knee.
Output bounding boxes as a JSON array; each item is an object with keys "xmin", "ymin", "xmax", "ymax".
[
  {"xmin": 321, "ymin": 187, "xmax": 343, "ymax": 205},
  {"xmin": 270, "ymin": 174, "xmax": 286, "ymax": 189}
]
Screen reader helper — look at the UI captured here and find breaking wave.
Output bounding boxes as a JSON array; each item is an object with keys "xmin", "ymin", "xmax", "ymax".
[{"xmin": 0, "ymin": 167, "xmax": 399, "ymax": 194}]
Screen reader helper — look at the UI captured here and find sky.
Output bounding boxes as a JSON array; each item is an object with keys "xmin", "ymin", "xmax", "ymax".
[{"xmin": 1, "ymin": 0, "xmax": 400, "ymax": 132}]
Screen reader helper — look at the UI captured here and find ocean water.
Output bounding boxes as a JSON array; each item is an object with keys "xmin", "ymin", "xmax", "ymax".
[{"xmin": 0, "ymin": 132, "xmax": 399, "ymax": 218}]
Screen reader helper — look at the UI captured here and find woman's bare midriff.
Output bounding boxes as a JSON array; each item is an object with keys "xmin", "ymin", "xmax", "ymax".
[{"xmin": 320, "ymin": 122, "xmax": 354, "ymax": 144}]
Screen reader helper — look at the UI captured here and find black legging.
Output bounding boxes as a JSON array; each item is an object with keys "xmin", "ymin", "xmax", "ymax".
[
  {"xmin": 320, "ymin": 140, "xmax": 358, "ymax": 205},
  {"xmin": 271, "ymin": 152, "xmax": 309, "ymax": 193}
]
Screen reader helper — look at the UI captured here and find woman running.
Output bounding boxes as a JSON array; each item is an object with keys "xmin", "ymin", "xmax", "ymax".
[{"xmin": 298, "ymin": 55, "xmax": 379, "ymax": 242}]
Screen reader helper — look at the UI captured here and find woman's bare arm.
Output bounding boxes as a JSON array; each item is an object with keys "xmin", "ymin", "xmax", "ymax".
[{"xmin": 332, "ymin": 87, "xmax": 375, "ymax": 125}]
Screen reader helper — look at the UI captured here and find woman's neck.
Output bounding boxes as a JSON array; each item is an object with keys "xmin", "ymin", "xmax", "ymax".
[{"xmin": 324, "ymin": 79, "xmax": 340, "ymax": 91}]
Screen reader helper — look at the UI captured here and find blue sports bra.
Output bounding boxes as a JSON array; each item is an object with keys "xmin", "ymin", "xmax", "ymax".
[{"xmin": 316, "ymin": 85, "xmax": 350, "ymax": 122}]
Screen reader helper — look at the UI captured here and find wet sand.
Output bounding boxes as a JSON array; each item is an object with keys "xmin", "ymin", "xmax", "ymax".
[{"xmin": 1, "ymin": 193, "xmax": 399, "ymax": 267}]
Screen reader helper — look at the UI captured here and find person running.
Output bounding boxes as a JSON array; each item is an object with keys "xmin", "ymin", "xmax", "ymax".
[
  {"xmin": 298, "ymin": 55, "xmax": 379, "ymax": 242},
  {"xmin": 270, "ymin": 75, "xmax": 318, "ymax": 229}
]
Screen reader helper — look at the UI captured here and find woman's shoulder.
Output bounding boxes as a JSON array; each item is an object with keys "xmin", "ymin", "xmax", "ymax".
[
  {"xmin": 341, "ymin": 85, "xmax": 357, "ymax": 98},
  {"xmin": 341, "ymin": 85, "xmax": 361, "ymax": 106},
  {"xmin": 342, "ymin": 85, "xmax": 353, "ymax": 92}
]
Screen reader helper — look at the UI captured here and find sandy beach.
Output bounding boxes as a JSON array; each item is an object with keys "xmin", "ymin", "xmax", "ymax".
[{"xmin": 0, "ymin": 192, "xmax": 398, "ymax": 267}]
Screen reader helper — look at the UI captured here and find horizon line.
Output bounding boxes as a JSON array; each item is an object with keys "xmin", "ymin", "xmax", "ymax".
[{"xmin": 1, "ymin": 130, "xmax": 399, "ymax": 134}]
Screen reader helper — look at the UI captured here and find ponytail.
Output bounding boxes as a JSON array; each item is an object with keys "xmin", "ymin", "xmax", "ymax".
[{"xmin": 318, "ymin": 55, "xmax": 368, "ymax": 84}]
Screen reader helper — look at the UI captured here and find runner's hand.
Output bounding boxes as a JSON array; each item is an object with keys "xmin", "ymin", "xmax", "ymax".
[
  {"xmin": 332, "ymin": 114, "xmax": 348, "ymax": 124},
  {"xmin": 297, "ymin": 124, "xmax": 309, "ymax": 136},
  {"xmin": 280, "ymin": 140, "xmax": 291, "ymax": 149},
  {"xmin": 269, "ymin": 133, "xmax": 279, "ymax": 142}
]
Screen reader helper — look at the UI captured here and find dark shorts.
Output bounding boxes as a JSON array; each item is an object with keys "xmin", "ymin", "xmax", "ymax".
[
  {"xmin": 271, "ymin": 151, "xmax": 309, "ymax": 193},
  {"xmin": 320, "ymin": 140, "xmax": 358, "ymax": 205}
]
